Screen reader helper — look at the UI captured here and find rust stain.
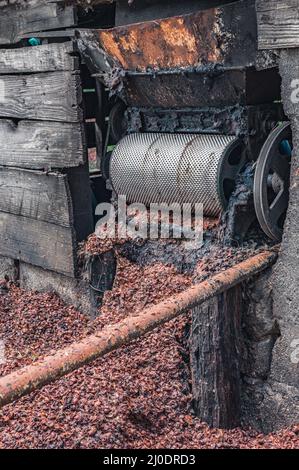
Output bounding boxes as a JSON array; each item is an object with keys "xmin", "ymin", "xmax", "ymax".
[{"xmin": 98, "ymin": 8, "xmax": 224, "ymax": 71}]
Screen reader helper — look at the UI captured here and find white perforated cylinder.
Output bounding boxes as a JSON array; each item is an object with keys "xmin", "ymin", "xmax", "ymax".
[{"xmin": 110, "ymin": 133, "xmax": 239, "ymax": 216}]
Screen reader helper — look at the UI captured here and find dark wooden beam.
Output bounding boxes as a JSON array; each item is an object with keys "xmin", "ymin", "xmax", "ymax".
[
  {"xmin": 0, "ymin": 120, "xmax": 85, "ymax": 169},
  {"xmin": 190, "ymin": 286, "xmax": 242, "ymax": 429},
  {"xmin": 66, "ymin": 164, "xmax": 94, "ymax": 243},
  {"xmin": 257, "ymin": 0, "xmax": 299, "ymax": 49}
]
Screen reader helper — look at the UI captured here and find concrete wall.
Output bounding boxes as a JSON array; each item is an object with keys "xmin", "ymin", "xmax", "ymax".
[
  {"xmin": 242, "ymin": 50, "xmax": 299, "ymax": 432},
  {"xmin": 268, "ymin": 50, "xmax": 299, "ymax": 429}
]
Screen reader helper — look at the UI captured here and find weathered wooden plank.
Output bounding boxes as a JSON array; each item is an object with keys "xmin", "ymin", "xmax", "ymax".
[
  {"xmin": 19, "ymin": 29, "xmax": 77, "ymax": 40},
  {"xmin": 257, "ymin": 0, "xmax": 299, "ymax": 49},
  {"xmin": 0, "ymin": 42, "xmax": 78, "ymax": 74},
  {"xmin": 0, "ymin": 71, "xmax": 82, "ymax": 122},
  {"xmin": 0, "ymin": 211, "xmax": 76, "ymax": 277},
  {"xmin": 0, "ymin": 167, "xmax": 72, "ymax": 227},
  {"xmin": 0, "ymin": 119, "xmax": 85, "ymax": 169},
  {"xmin": 0, "ymin": 3, "xmax": 77, "ymax": 45},
  {"xmin": 190, "ymin": 286, "xmax": 242, "ymax": 429}
]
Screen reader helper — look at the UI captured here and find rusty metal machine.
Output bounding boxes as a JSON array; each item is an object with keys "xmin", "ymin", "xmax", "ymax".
[{"xmin": 79, "ymin": 0, "xmax": 293, "ymax": 241}]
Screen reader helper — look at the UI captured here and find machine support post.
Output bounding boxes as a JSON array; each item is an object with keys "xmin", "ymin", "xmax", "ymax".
[{"xmin": 190, "ymin": 286, "xmax": 242, "ymax": 429}]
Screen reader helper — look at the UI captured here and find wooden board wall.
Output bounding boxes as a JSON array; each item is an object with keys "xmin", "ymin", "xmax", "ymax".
[
  {"xmin": 0, "ymin": 39, "xmax": 93, "ymax": 278},
  {"xmin": 0, "ymin": 71, "xmax": 82, "ymax": 122},
  {"xmin": 257, "ymin": 0, "xmax": 299, "ymax": 49},
  {"xmin": 0, "ymin": 42, "xmax": 78, "ymax": 74},
  {"xmin": 0, "ymin": 120, "xmax": 85, "ymax": 169},
  {"xmin": 0, "ymin": 1, "xmax": 77, "ymax": 45},
  {"xmin": 0, "ymin": 167, "xmax": 73, "ymax": 227},
  {"xmin": 0, "ymin": 212, "xmax": 76, "ymax": 277}
]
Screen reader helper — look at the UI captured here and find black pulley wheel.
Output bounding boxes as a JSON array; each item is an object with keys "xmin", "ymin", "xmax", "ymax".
[{"xmin": 253, "ymin": 122, "xmax": 292, "ymax": 241}]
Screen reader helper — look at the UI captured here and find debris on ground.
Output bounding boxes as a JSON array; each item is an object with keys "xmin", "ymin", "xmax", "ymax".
[{"xmin": 0, "ymin": 233, "xmax": 297, "ymax": 449}]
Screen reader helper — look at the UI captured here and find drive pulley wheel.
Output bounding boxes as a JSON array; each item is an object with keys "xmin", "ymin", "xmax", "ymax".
[{"xmin": 253, "ymin": 122, "xmax": 292, "ymax": 241}]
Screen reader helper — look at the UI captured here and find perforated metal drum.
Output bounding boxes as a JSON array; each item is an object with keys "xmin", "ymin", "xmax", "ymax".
[{"xmin": 110, "ymin": 133, "xmax": 245, "ymax": 217}]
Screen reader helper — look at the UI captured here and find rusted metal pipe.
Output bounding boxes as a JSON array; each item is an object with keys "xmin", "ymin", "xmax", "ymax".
[{"xmin": 0, "ymin": 250, "xmax": 277, "ymax": 408}]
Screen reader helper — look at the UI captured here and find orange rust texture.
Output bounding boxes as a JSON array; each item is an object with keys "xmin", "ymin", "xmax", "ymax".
[
  {"xmin": 97, "ymin": 9, "xmax": 223, "ymax": 71},
  {"xmin": 0, "ymin": 250, "xmax": 278, "ymax": 408}
]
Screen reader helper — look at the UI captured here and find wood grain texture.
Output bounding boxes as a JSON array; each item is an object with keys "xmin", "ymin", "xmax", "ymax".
[
  {"xmin": 0, "ymin": 167, "xmax": 72, "ymax": 227},
  {"xmin": 257, "ymin": 0, "xmax": 299, "ymax": 49},
  {"xmin": 0, "ymin": 119, "xmax": 85, "ymax": 169},
  {"xmin": 190, "ymin": 286, "xmax": 242, "ymax": 429},
  {"xmin": 0, "ymin": 211, "xmax": 76, "ymax": 277},
  {"xmin": 20, "ymin": 30, "xmax": 77, "ymax": 40},
  {"xmin": 0, "ymin": 71, "xmax": 82, "ymax": 122},
  {"xmin": 0, "ymin": 42, "xmax": 78, "ymax": 74},
  {"xmin": 0, "ymin": 3, "xmax": 76, "ymax": 45}
]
